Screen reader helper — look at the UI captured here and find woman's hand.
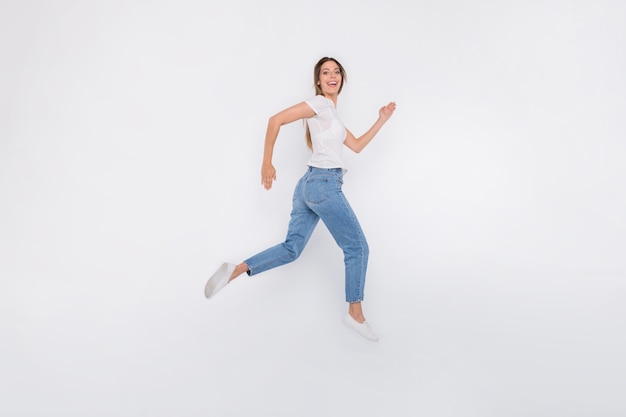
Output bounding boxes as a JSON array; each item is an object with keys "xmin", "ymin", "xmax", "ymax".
[
  {"xmin": 343, "ymin": 101, "xmax": 398, "ymax": 153},
  {"xmin": 261, "ymin": 163, "xmax": 277, "ymax": 190},
  {"xmin": 379, "ymin": 101, "xmax": 397, "ymax": 122}
]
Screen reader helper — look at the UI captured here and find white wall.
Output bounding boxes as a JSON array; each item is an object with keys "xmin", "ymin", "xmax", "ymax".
[{"xmin": 1, "ymin": 1, "xmax": 625, "ymax": 416}]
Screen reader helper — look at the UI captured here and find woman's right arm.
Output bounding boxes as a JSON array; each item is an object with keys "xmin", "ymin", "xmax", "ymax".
[{"xmin": 262, "ymin": 102, "xmax": 316, "ymax": 190}]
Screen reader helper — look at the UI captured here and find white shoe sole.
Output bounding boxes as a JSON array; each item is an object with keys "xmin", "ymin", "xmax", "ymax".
[{"xmin": 205, "ymin": 262, "xmax": 236, "ymax": 299}]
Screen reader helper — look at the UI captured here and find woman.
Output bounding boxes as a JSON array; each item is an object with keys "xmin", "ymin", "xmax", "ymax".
[{"xmin": 205, "ymin": 57, "xmax": 396, "ymax": 341}]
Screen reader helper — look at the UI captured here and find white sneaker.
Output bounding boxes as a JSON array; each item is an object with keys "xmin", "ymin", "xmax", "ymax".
[
  {"xmin": 205, "ymin": 262, "xmax": 236, "ymax": 299},
  {"xmin": 343, "ymin": 314, "xmax": 379, "ymax": 342}
]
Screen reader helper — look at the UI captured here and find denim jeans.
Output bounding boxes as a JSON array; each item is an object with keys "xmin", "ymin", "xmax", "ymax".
[{"xmin": 245, "ymin": 167, "xmax": 369, "ymax": 302}]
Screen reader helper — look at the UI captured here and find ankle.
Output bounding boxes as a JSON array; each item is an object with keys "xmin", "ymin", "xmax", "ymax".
[
  {"xmin": 348, "ymin": 302, "xmax": 365, "ymax": 322},
  {"xmin": 229, "ymin": 263, "xmax": 249, "ymax": 282}
]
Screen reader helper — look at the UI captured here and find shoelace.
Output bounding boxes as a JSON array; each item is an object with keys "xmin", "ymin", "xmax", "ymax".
[{"xmin": 359, "ymin": 320, "xmax": 376, "ymax": 334}]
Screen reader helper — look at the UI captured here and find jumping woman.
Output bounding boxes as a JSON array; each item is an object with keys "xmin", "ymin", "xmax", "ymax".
[{"xmin": 205, "ymin": 57, "xmax": 396, "ymax": 341}]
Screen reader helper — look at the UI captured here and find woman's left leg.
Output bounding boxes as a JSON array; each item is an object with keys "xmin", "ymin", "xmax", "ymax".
[
  {"xmin": 303, "ymin": 170, "xmax": 369, "ymax": 309},
  {"xmin": 305, "ymin": 171, "xmax": 378, "ymax": 340}
]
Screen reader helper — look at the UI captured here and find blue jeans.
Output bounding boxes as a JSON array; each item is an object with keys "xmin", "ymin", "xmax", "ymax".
[{"xmin": 245, "ymin": 167, "xmax": 369, "ymax": 303}]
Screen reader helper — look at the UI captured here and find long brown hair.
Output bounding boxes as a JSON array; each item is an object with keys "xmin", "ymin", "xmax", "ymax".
[{"xmin": 305, "ymin": 57, "xmax": 347, "ymax": 150}]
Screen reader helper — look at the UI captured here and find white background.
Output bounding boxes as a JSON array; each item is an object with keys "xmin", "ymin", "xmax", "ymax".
[{"xmin": 1, "ymin": 0, "xmax": 625, "ymax": 416}]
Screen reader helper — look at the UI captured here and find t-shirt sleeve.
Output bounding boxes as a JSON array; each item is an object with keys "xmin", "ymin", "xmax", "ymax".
[{"xmin": 304, "ymin": 95, "xmax": 329, "ymax": 115}]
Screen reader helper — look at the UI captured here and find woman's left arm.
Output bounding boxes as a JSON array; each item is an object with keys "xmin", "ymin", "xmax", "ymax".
[{"xmin": 344, "ymin": 101, "xmax": 397, "ymax": 153}]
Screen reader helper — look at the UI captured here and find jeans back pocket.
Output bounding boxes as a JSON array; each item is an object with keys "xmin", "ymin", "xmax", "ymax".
[{"xmin": 305, "ymin": 176, "xmax": 330, "ymax": 204}]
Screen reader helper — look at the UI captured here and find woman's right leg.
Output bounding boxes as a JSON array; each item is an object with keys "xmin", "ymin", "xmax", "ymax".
[{"xmin": 230, "ymin": 172, "xmax": 319, "ymax": 281}]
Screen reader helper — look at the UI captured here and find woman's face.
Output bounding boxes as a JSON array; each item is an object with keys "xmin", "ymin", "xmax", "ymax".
[{"xmin": 317, "ymin": 60, "xmax": 342, "ymax": 97}]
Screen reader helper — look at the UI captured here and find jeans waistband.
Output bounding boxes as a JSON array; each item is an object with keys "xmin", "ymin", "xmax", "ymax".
[{"xmin": 307, "ymin": 166, "xmax": 343, "ymax": 173}]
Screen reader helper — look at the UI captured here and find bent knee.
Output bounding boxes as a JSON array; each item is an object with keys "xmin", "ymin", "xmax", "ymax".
[{"xmin": 282, "ymin": 241, "xmax": 304, "ymax": 262}]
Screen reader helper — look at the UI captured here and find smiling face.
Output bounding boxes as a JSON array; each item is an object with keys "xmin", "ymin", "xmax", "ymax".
[
  {"xmin": 314, "ymin": 57, "xmax": 346, "ymax": 99},
  {"xmin": 318, "ymin": 61, "xmax": 342, "ymax": 96}
]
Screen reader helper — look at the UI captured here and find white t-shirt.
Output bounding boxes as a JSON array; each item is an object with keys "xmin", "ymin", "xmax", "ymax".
[{"xmin": 305, "ymin": 95, "xmax": 347, "ymax": 170}]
